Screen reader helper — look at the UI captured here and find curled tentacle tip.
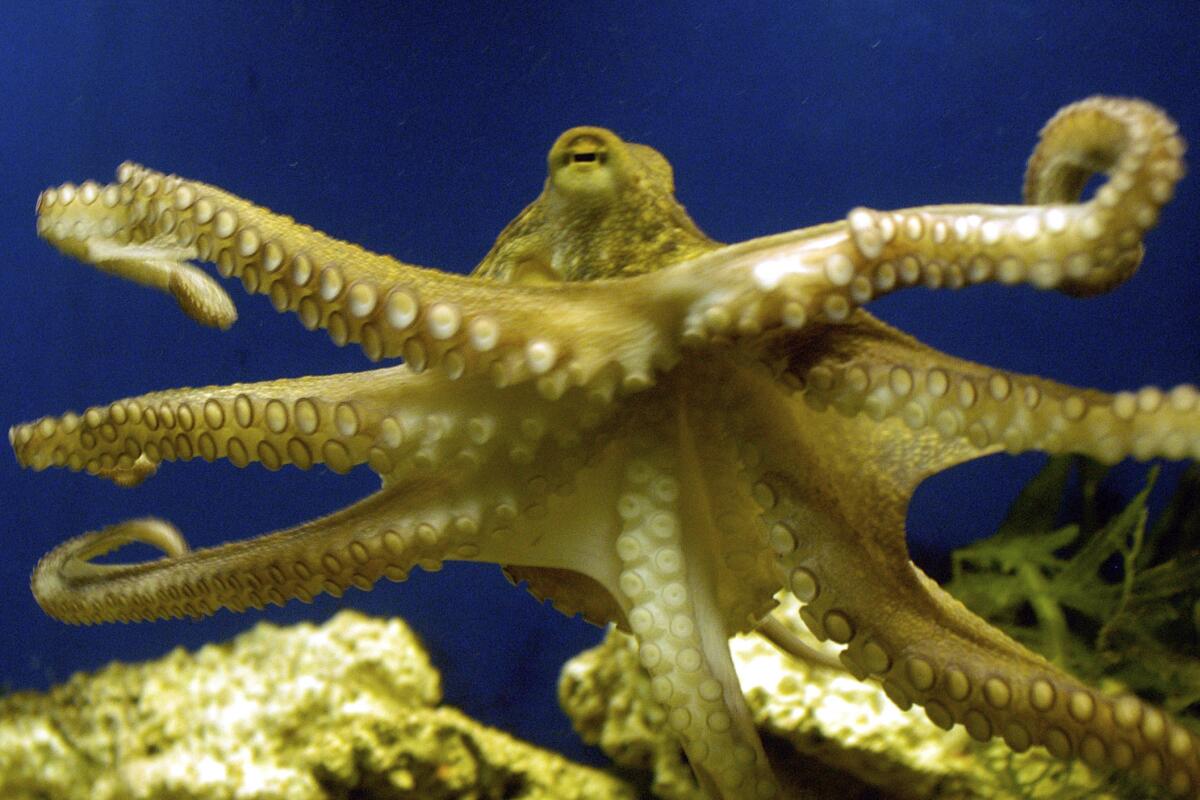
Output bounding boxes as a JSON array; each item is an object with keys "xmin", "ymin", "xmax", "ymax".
[
  {"xmin": 117, "ymin": 517, "xmax": 191, "ymax": 558},
  {"xmin": 59, "ymin": 517, "xmax": 191, "ymax": 569}
]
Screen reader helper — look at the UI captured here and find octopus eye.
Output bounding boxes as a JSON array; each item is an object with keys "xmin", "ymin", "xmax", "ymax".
[{"xmin": 562, "ymin": 134, "xmax": 607, "ymax": 168}]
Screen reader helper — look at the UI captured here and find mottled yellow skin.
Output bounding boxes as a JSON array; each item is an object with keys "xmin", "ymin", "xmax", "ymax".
[
  {"xmin": 475, "ymin": 127, "xmax": 717, "ymax": 283},
  {"xmin": 11, "ymin": 97, "xmax": 1200, "ymax": 798}
]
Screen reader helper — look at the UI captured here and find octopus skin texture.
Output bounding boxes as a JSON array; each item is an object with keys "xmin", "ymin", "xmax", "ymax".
[{"xmin": 10, "ymin": 97, "xmax": 1200, "ymax": 798}]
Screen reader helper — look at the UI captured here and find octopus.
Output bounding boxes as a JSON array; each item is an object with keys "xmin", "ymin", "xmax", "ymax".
[{"xmin": 9, "ymin": 96, "xmax": 1198, "ymax": 798}]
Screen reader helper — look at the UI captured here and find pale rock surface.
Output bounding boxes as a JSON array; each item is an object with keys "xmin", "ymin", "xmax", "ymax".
[{"xmin": 0, "ymin": 610, "xmax": 636, "ymax": 800}]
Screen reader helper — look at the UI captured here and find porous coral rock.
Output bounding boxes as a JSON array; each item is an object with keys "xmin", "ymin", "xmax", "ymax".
[{"xmin": 0, "ymin": 610, "xmax": 635, "ymax": 800}]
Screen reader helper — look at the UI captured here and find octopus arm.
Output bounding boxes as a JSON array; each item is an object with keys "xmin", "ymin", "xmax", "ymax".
[
  {"xmin": 36, "ymin": 165, "xmax": 681, "ymax": 396},
  {"xmin": 785, "ymin": 498, "xmax": 1200, "ymax": 795},
  {"xmin": 778, "ymin": 311, "xmax": 1200, "ymax": 472},
  {"xmin": 480, "ymin": 394, "xmax": 785, "ymax": 798},
  {"xmin": 587, "ymin": 419, "xmax": 781, "ymax": 798},
  {"xmin": 30, "ymin": 475, "xmax": 475, "ymax": 624},
  {"xmin": 19, "ymin": 369, "xmax": 636, "ymax": 627},
  {"xmin": 10, "ymin": 364, "xmax": 615, "ymax": 491},
  {"xmin": 27, "ymin": 422, "xmax": 609, "ymax": 626},
  {"xmin": 653, "ymin": 96, "xmax": 1184, "ymax": 343},
  {"xmin": 735, "ymin": 323, "xmax": 1200, "ymax": 795},
  {"xmin": 10, "ymin": 366, "xmax": 459, "ymax": 484}
]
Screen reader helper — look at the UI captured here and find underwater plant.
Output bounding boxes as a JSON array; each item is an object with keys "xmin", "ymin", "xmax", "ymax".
[{"xmin": 11, "ymin": 97, "xmax": 1200, "ymax": 798}]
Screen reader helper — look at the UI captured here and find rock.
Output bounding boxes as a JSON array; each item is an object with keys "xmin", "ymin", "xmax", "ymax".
[{"xmin": 0, "ymin": 610, "xmax": 636, "ymax": 800}]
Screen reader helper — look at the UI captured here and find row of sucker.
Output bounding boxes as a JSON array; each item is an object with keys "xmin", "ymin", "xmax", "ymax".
[
  {"xmin": 28, "ymin": 420, "xmax": 605, "ymax": 627},
  {"xmin": 678, "ymin": 363, "xmax": 795, "ymax": 634},
  {"xmin": 613, "ymin": 453, "xmax": 780, "ymax": 799},
  {"xmin": 30, "ymin": 476, "xmax": 509, "ymax": 625},
  {"xmin": 11, "ymin": 380, "xmax": 379, "ymax": 482},
  {"xmin": 34, "ymin": 162, "xmax": 678, "ymax": 400},
  {"xmin": 727, "ymin": 358, "xmax": 1200, "ymax": 797},
  {"xmin": 790, "ymin": 356, "xmax": 1200, "ymax": 465},
  {"xmin": 673, "ymin": 96, "xmax": 1183, "ymax": 344},
  {"xmin": 773, "ymin": 527, "xmax": 1200, "ymax": 798},
  {"xmin": 9, "ymin": 369, "xmax": 609, "ymax": 487}
]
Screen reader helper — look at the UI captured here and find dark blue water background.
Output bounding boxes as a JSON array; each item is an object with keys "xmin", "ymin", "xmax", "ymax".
[{"xmin": 2, "ymin": 2, "xmax": 1197, "ymax": 765}]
